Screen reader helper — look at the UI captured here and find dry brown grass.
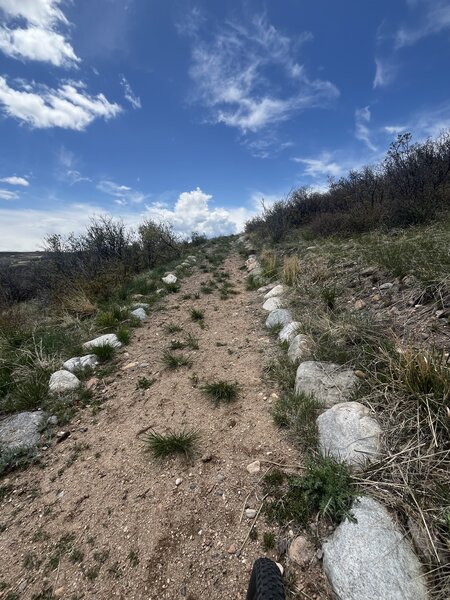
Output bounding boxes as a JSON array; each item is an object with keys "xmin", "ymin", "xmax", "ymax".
[{"xmin": 282, "ymin": 255, "xmax": 301, "ymax": 286}]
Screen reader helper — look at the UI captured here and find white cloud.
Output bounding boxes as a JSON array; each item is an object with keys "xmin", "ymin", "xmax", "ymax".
[
  {"xmin": 293, "ymin": 152, "xmax": 343, "ymax": 178},
  {"xmin": 97, "ymin": 180, "xmax": 146, "ymax": 204},
  {"xmin": 0, "ymin": 77, "xmax": 122, "ymax": 130},
  {"xmin": 0, "ymin": 188, "xmax": 19, "ymax": 200},
  {"xmin": 185, "ymin": 12, "xmax": 339, "ymax": 135},
  {"xmin": 383, "ymin": 101, "xmax": 450, "ymax": 141},
  {"xmin": 120, "ymin": 76, "xmax": 141, "ymax": 109},
  {"xmin": 373, "ymin": 58, "xmax": 396, "ymax": 88},
  {"xmin": 355, "ymin": 106, "xmax": 377, "ymax": 152},
  {"xmin": 395, "ymin": 0, "xmax": 450, "ymax": 48},
  {"xmin": 0, "ymin": 25, "xmax": 79, "ymax": 66},
  {"xmin": 0, "ymin": 0, "xmax": 79, "ymax": 66},
  {"xmin": 0, "ymin": 176, "xmax": 29, "ymax": 186}
]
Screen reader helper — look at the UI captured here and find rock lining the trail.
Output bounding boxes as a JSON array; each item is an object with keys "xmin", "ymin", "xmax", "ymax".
[
  {"xmin": 317, "ymin": 401, "xmax": 381, "ymax": 468},
  {"xmin": 264, "ymin": 284, "xmax": 285, "ymax": 299},
  {"xmin": 287, "ymin": 334, "xmax": 310, "ymax": 363},
  {"xmin": 323, "ymin": 496, "xmax": 428, "ymax": 600},
  {"xmin": 265, "ymin": 308, "xmax": 292, "ymax": 328},
  {"xmin": 131, "ymin": 307, "xmax": 147, "ymax": 321},
  {"xmin": 49, "ymin": 370, "xmax": 81, "ymax": 394},
  {"xmin": 263, "ymin": 296, "xmax": 284, "ymax": 311},
  {"xmin": 83, "ymin": 333, "xmax": 122, "ymax": 350},
  {"xmin": 278, "ymin": 321, "xmax": 300, "ymax": 343},
  {"xmin": 0, "ymin": 411, "xmax": 44, "ymax": 451},
  {"xmin": 162, "ymin": 273, "xmax": 177, "ymax": 284},
  {"xmin": 63, "ymin": 354, "xmax": 98, "ymax": 373},
  {"xmin": 295, "ymin": 361, "xmax": 358, "ymax": 407}
]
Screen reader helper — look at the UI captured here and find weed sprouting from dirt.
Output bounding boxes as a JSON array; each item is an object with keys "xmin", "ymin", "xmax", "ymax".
[
  {"xmin": 201, "ymin": 380, "xmax": 240, "ymax": 405},
  {"xmin": 90, "ymin": 343, "xmax": 116, "ymax": 362},
  {"xmin": 161, "ymin": 351, "xmax": 192, "ymax": 370},
  {"xmin": 143, "ymin": 429, "xmax": 199, "ymax": 459}
]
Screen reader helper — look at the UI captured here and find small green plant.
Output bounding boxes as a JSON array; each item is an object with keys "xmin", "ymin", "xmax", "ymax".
[
  {"xmin": 246, "ymin": 275, "xmax": 261, "ymax": 290},
  {"xmin": 116, "ymin": 326, "xmax": 131, "ymax": 345},
  {"xmin": 164, "ymin": 282, "xmax": 180, "ymax": 293},
  {"xmin": 202, "ymin": 380, "xmax": 239, "ymax": 404},
  {"xmin": 143, "ymin": 428, "xmax": 199, "ymax": 459},
  {"xmin": 169, "ymin": 339, "xmax": 186, "ymax": 350},
  {"xmin": 190, "ymin": 308, "xmax": 204, "ymax": 322},
  {"xmin": 262, "ymin": 531, "xmax": 276, "ymax": 551},
  {"xmin": 320, "ymin": 285, "xmax": 337, "ymax": 311},
  {"xmin": 164, "ymin": 323, "xmax": 183, "ymax": 334},
  {"xmin": 136, "ymin": 377, "xmax": 155, "ymax": 390},
  {"xmin": 249, "ymin": 527, "xmax": 258, "ymax": 541},
  {"xmin": 162, "ymin": 350, "xmax": 192, "ymax": 370},
  {"xmin": 128, "ymin": 549, "xmax": 139, "ymax": 567},
  {"xmin": 185, "ymin": 333, "xmax": 199, "ymax": 350},
  {"xmin": 90, "ymin": 343, "xmax": 116, "ymax": 362},
  {"xmin": 272, "ymin": 392, "xmax": 321, "ymax": 452}
]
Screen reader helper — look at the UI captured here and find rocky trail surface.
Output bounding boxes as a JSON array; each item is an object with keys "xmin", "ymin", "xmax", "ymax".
[{"xmin": 0, "ymin": 250, "xmax": 328, "ymax": 599}]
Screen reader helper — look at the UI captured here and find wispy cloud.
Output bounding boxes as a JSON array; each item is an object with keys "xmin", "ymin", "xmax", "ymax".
[
  {"xmin": 120, "ymin": 76, "xmax": 141, "ymax": 110},
  {"xmin": 0, "ymin": 188, "xmax": 19, "ymax": 200},
  {"xmin": 355, "ymin": 106, "xmax": 377, "ymax": 152},
  {"xmin": 0, "ymin": 0, "xmax": 79, "ymax": 66},
  {"xmin": 373, "ymin": 57, "xmax": 397, "ymax": 88},
  {"xmin": 383, "ymin": 101, "xmax": 450, "ymax": 141},
  {"xmin": 293, "ymin": 152, "xmax": 343, "ymax": 178},
  {"xmin": 0, "ymin": 176, "xmax": 29, "ymax": 186},
  {"xmin": 183, "ymin": 11, "xmax": 339, "ymax": 149},
  {"xmin": 395, "ymin": 0, "xmax": 450, "ymax": 48},
  {"xmin": 97, "ymin": 180, "xmax": 146, "ymax": 205},
  {"xmin": 0, "ymin": 77, "xmax": 122, "ymax": 130}
]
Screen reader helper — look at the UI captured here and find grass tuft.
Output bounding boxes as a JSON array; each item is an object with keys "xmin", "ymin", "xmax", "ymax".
[
  {"xmin": 143, "ymin": 428, "xmax": 198, "ymax": 459},
  {"xmin": 161, "ymin": 350, "xmax": 192, "ymax": 370},
  {"xmin": 90, "ymin": 343, "xmax": 116, "ymax": 362},
  {"xmin": 202, "ymin": 380, "xmax": 240, "ymax": 404},
  {"xmin": 190, "ymin": 308, "xmax": 205, "ymax": 322}
]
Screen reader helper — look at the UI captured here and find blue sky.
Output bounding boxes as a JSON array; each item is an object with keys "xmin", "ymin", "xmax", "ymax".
[{"xmin": 0, "ymin": 0, "xmax": 450, "ymax": 250}]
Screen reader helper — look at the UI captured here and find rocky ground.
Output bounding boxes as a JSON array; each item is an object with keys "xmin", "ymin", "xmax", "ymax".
[{"xmin": 0, "ymin": 251, "xmax": 330, "ymax": 600}]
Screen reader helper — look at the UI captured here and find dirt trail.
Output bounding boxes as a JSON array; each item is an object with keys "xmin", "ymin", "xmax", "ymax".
[{"xmin": 1, "ymin": 251, "xmax": 301, "ymax": 599}]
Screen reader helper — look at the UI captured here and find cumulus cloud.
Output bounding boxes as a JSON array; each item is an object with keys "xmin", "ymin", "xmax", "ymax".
[
  {"xmin": 184, "ymin": 12, "xmax": 339, "ymax": 136},
  {"xmin": 0, "ymin": 77, "xmax": 122, "ymax": 130},
  {"xmin": 0, "ymin": 188, "xmax": 19, "ymax": 200},
  {"xmin": 293, "ymin": 152, "xmax": 343, "ymax": 178},
  {"xmin": 355, "ymin": 106, "xmax": 377, "ymax": 152},
  {"xmin": 0, "ymin": 0, "xmax": 79, "ymax": 66},
  {"xmin": 0, "ymin": 176, "xmax": 29, "ymax": 186},
  {"xmin": 120, "ymin": 76, "xmax": 141, "ymax": 109}
]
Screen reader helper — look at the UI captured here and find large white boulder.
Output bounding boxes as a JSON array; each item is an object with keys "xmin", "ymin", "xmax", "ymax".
[
  {"xmin": 279, "ymin": 322, "xmax": 300, "ymax": 343},
  {"xmin": 323, "ymin": 497, "xmax": 428, "ymax": 600},
  {"xmin": 49, "ymin": 370, "xmax": 80, "ymax": 394},
  {"xmin": 288, "ymin": 335, "xmax": 310, "ymax": 363},
  {"xmin": 131, "ymin": 307, "xmax": 146, "ymax": 321},
  {"xmin": 263, "ymin": 297, "xmax": 284, "ymax": 311},
  {"xmin": 317, "ymin": 402, "xmax": 381, "ymax": 468},
  {"xmin": 265, "ymin": 309, "xmax": 292, "ymax": 329},
  {"xmin": 63, "ymin": 354, "xmax": 98, "ymax": 373},
  {"xmin": 82, "ymin": 333, "xmax": 122, "ymax": 350},
  {"xmin": 264, "ymin": 284, "xmax": 285, "ymax": 299},
  {"xmin": 162, "ymin": 273, "xmax": 177, "ymax": 284},
  {"xmin": 295, "ymin": 361, "xmax": 358, "ymax": 407},
  {"xmin": 0, "ymin": 411, "xmax": 44, "ymax": 451}
]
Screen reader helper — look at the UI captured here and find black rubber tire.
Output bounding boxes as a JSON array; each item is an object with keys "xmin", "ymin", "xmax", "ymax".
[{"xmin": 246, "ymin": 557, "xmax": 285, "ymax": 600}]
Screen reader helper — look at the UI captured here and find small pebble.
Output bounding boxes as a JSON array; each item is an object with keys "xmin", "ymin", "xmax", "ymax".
[
  {"xmin": 245, "ymin": 509, "xmax": 257, "ymax": 519},
  {"xmin": 175, "ymin": 478, "xmax": 183, "ymax": 486}
]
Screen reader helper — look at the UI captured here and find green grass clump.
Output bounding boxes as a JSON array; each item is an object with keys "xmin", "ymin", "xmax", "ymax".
[
  {"xmin": 164, "ymin": 323, "xmax": 183, "ymax": 334},
  {"xmin": 272, "ymin": 392, "xmax": 321, "ymax": 452},
  {"xmin": 190, "ymin": 308, "xmax": 205, "ymax": 322},
  {"xmin": 164, "ymin": 282, "xmax": 180, "ymax": 293},
  {"xmin": 264, "ymin": 457, "xmax": 356, "ymax": 527},
  {"xmin": 169, "ymin": 340, "xmax": 186, "ymax": 350},
  {"xmin": 161, "ymin": 351, "xmax": 192, "ymax": 370},
  {"xmin": 0, "ymin": 446, "xmax": 39, "ymax": 477},
  {"xmin": 136, "ymin": 377, "xmax": 155, "ymax": 390},
  {"xmin": 246, "ymin": 275, "xmax": 261, "ymax": 290},
  {"xmin": 116, "ymin": 326, "xmax": 131, "ymax": 345},
  {"xmin": 90, "ymin": 343, "xmax": 116, "ymax": 362},
  {"xmin": 201, "ymin": 380, "xmax": 239, "ymax": 404},
  {"xmin": 143, "ymin": 428, "xmax": 198, "ymax": 459},
  {"xmin": 264, "ymin": 351, "xmax": 297, "ymax": 392},
  {"xmin": 262, "ymin": 532, "xmax": 276, "ymax": 551},
  {"xmin": 185, "ymin": 333, "xmax": 199, "ymax": 350}
]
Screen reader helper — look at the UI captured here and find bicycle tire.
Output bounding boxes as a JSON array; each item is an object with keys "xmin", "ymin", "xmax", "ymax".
[{"xmin": 246, "ymin": 557, "xmax": 285, "ymax": 600}]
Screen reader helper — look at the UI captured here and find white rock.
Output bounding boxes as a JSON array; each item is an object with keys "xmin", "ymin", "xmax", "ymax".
[
  {"xmin": 49, "ymin": 370, "xmax": 81, "ymax": 394},
  {"xmin": 63, "ymin": 354, "xmax": 98, "ymax": 373},
  {"xmin": 263, "ymin": 297, "xmax": 284, "ymax": 311},
  {"xmin": 131, "ymin": 307, "xmax": 147, "ymax": 321},
  {"xmin": 317, "ymin": 402, "xmax": 381, "ymax": 469},
  {"xmin": 246, "ymin": 460, "xmax": 261, "ymax": 474},
  {"xmin": 295, "ymin": 361, "xmax": 358, "ymax": 407},
  {"xmin": 265, "ymin": 309, "xmax": 292, "ymax": 329},
  {"xmin": 82, "ymin": 333, "xmax": 122, "ymax": 350},
  {"xmin": 0, "ymin": 411, "xmax": 44, "ymax": 451},
  {"xmin": 175, "ymin": 478, "xmax": 183, "ymax": 486},
  {"xmin": 288, "ymin": 335, "xmax": 310, "ymax": 363},
  {"xmin": 264, "ymin": 284, "xmax": 285, "ymax": 299},
  {"xmin": 187, "ymin": 256, "xmax": 197, "ymax": 262},
  {"xmin": 245, "ymin": 508, "xmax": 257, "ymax": 519},
  {"xmin": 162, "ymin": 273, "xmax": 177, "ymax": 284},
  {"xmin": 279, "ymin": 322, "xmax": 300, "ymax": 343},
  {"xmin": 323, "ymin": 496, "xmax": 428, "ymax": 600}
]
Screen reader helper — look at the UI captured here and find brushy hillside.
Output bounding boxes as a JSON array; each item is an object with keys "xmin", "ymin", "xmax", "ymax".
[
  {"xmin": 247, "ymin": 131, "xmax": 450, "ymax": 241},
  {"xmin": 244, "ymin": 137, "xmax": 450, "ymax": 597}
]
